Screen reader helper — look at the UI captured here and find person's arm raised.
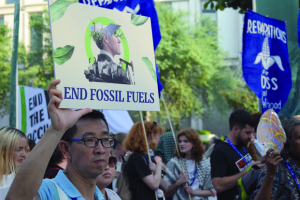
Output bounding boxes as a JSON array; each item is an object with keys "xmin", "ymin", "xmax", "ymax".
[
  {"xmin": 6, "ymin": 79, "xmax": 92, "ymax": 200},
  {"xmin": 254, "ymin": 149, "xmax": 283, "ymax": 200}
]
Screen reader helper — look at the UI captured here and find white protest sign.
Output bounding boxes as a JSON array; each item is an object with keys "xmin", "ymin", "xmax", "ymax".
[
  {"xmin": 49, "ymin": 1, "xmax": 159, "ymax": 111},
  {"xmin": 18, "ymin": 86, "xmax": 51, "ymax": 143}
]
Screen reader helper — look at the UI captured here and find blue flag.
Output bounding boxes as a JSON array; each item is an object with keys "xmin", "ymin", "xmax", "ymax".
[
  {"xmin": 242, "ymin": 10, "xmax": 292, "ymax": 114},
  {"xmin": 79, "ymin": 0, "xmax": 164, "ymax": 97}
]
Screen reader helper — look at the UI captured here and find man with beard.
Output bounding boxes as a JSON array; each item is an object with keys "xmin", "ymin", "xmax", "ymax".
[
  {"xmin": 210, "ymin": 109, "xmax": 258, "ymax": 200},
  {"xmin": 6, "ymin": 79, "xmax": 112, "ymax": 200},
  {"xmin": 253, "ymin": 117, "xmax": 300, "ymax": 200}
]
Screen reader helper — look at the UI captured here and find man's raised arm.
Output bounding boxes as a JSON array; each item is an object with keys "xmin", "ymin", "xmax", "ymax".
[{"xmin": 6, "ymin": 79, "xmax": 91, "ymax": 200}]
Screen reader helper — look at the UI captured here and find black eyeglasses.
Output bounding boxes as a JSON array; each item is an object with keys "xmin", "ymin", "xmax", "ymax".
[
  {"xmin": 67, "ymin": 137, "xmax": 114, "ymax": 148},
  {"xmin": 108, "ymin": 156, "xmax": 117, "ymax": 168}
]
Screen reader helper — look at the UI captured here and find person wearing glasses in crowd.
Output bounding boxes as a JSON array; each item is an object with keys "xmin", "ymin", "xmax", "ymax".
[
  {"xmin": 164, "ymin": 128, "xmax": 215, "ymax": 200},
  {"xmin": 110, "ymin": 132, "xmax": 127, "ymax": 191},
  {"xmin": 0, "ymin": 127, "xmax": 28, "ymax": 200},
  {"xmin": 123, "ymin": 121, "xmax": 165, "ymax": 200},
  {"xmin": 96, "ymin": 155, "xmax": 121, "ymax": 200},
  {"xmin": 6, "ymin": 79, "xmax": 112, "ymax": 200}
]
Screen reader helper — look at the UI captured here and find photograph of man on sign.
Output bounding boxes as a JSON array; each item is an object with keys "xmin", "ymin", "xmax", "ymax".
[{"xmin": 84, "ymin": 23, "xmax": 134, "ymax": 85}]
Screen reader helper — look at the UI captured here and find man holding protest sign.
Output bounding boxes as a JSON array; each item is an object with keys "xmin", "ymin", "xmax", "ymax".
[
  {"xmin": 253, "ymin": 117, "xmax": 300, "ymax": 200},
  {"xmin": 6, "ymin": 79, "xmax": 112, "ymax": 200},
  {"xmin": 210, "ymin": 109, "xmax": 263, "ymax": 200}
]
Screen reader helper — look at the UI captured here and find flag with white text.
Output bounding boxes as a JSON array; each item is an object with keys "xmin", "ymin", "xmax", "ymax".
[{"xmin": 242, "ymin": 10, "xmax": 292, "ymax": 114}]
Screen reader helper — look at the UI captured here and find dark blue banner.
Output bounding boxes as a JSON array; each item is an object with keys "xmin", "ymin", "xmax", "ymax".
[
  {"xmin": 79, "ymin": 0, "xmax": 163, "ymax": 97},
  {"xmin": 242, "ymin": 10, "xmax": 292, "ymax": 114}
]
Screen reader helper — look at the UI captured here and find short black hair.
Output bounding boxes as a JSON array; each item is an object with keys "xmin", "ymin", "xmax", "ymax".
[
  {"xmin": 28, "ymin": 139, "xmax": 36, "ymax": 151},
  {"xmin": 251, "ymin": 112, "xmax": 262, "ymax": 132},
  {"xmin": 229, "ymin": 109, "xmax": 255, "ymax": 131},
  {"xmin": 61, "ymin": 110, "xmax": 109, "ymax": 141},
  {"xmin": 48, "ymin": 145, "xmax": 64, "ymax": 166},
  {"xmin": 281, "ymin": 117, "xmax": 300, "ymax": 159}
]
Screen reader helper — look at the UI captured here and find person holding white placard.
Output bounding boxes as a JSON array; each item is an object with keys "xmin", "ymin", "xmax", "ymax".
[{"xmin": 6, "ymin": 79, "xmax": 113, "ymax": 200}]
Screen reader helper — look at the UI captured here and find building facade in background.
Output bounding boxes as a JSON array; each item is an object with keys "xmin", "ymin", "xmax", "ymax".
[{"xmin": 0, "ymin": 0, "xmax": 47, "ymax": 48}]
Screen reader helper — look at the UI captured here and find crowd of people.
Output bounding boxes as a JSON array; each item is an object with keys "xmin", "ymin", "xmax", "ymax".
[{"xmin": 0, "ymin": 79, "xmax": 299, "ymax": 200}]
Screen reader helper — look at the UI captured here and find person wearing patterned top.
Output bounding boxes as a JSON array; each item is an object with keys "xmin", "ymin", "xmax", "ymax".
[
  {"xmin": 154, "ymin": 131, "xmax": 177, "ymax": 164},
  {"xmin": 253, "ymin": 117, "xmax": 300, "ymax": 200},
  {"xmin": 97, "ymin": 162, "xmax": 121, "ymax": 200},
  {"xmin": 164, "ymin": 128, "xmax": 216, "ymax": 200}
]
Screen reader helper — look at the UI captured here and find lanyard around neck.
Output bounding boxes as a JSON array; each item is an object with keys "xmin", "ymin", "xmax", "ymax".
[
  {"xmin": 226, "ymin": 138, "xmax": 249, "ymax": 166},
  {"xmin": 144, "ymin": 154, "xmax": 154, "ymax": 162},
  {"xmin": 284, "ymin": 161, "xmax": 300, "ymax": 192},
  {"xmin": 189, "ymin": 164, "xmax": 197, "ymax": 186}
]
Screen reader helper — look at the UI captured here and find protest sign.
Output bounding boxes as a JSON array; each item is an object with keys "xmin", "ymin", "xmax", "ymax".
[
  {"xmin": 17, "ymin": 86, "xmax": 134, "ymax": 143},
  {"xmin": 242, "ymin": 10, "xmax": 292, "ymax": 114},
  {"xmin": 257, "ymin": 109, "xmax": 286, "ymax": 152},
  {"xmin": 48, "ymin": 1, "xmax": 159, "ymax": 111},
  {"xmin": 18, "ymin": 86, "xmax": 51, "ymax": 143},
  {"xmin": 78, "ymin": 0, "xmax": 164, "ymax": 98}
]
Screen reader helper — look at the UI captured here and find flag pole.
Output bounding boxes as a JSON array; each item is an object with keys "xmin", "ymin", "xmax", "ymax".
[
  {"xmin": 161, "ymin": 92, "xmax": 192, "ymax": 200},
  {"xmin": 252, "ymin": 0, "xmax": 257, "ymax": 12},
  {"xmin": 9, "ymin": 0, "xmax": 21, "ymax": 128},
  {"xmin": 139, "ymin": 111, "xmax": 158, "ymax": 200}
]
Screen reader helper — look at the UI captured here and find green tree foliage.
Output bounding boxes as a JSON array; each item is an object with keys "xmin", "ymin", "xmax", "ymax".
[
  {"xmin": 19, "ymin": 10, "xmax": 54, "ymax": 88},
  {"xmin": 204, "ymin": 0, "xmax": 252, "ymax": 14},
  {"xmin": 152, "ymin": 4, "xmax": 257, "ymax": 127},
  {"xmin": 0, "ymin": 24, "xmax": 12, "ymax": 117},
  {"xmin": 0, "ymin": 9, "xmax": 54, "ymax": 117}
]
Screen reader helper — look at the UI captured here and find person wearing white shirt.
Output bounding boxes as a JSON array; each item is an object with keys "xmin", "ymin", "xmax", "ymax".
[
  {"xmin": 0, "ymin": 127, "xmax": 28, "ymax": 200},
  {"xmin": 164, "ymin": 128, "xmax": 216, "ymax": 200}
]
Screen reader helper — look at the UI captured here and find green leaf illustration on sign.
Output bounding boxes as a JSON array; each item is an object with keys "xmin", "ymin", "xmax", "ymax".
[
  {"xmin": 54, "ymin": 45, "xmax": 75, "ymax": 65},
  {"xmin": 131, "ymin": 14, "xmax": 149, "ymax": 26},
  {"xmin": 50, "ymin": 0, "xmax": 75, "ymax": 23},
  {"xmin": 142, "ymin": 57, "xmax": 156, "ymax": 82}
]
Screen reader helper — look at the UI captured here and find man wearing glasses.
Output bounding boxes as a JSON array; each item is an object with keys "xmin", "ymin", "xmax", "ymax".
[{"xmin": 6, "ymin": 79, "xmax": 114, "ymax": 200}]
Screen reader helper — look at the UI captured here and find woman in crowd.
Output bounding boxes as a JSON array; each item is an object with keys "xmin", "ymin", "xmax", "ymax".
[
  {"xmin": 111, "ymin": 132, "xmax": 127, "ymax": 191},
  {"xmin": 164, "ymin": 128, "xmax": 216, "ymax": 200},
  {"xmin": 0, "ymin": 126, "xmax": 28, "ymax": 200},
  {"xmin": 96, "ymin": 155, "xmax": 120, "ymax": 200},
  {"xmin": 123, "ymin": 121, "xmax": 165, "ymax": 200}
]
